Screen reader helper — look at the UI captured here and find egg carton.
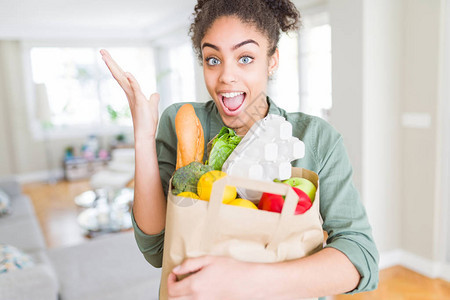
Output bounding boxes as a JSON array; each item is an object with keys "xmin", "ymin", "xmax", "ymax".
[{"xmin": 222, "ymin": 114, "xmax": 305, "ymax": 200}]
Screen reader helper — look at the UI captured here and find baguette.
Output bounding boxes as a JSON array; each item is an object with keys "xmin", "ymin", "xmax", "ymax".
[{"xmin": 175, "ymin": 104, "xmax": 204, "ymax": 169}]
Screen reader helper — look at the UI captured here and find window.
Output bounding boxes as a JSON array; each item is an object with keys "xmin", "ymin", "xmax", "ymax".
[
  {"xmin": 121, "ymin": 40, "xmax": 197, "ymax": 113},
  {"xmin": 168, "ymin": 43, "xmax": 196, "ymax": 103},
  {"xmin": 268, "ymin": 31, "xmax": 301, "ymax": 113},
  {"xmin": 299, "ymin": 12, "xmax": 332, "ymax": 119},
  {"xmin": 28, "ymin": 46, "xmax": 156, "ymax": 138},
  {"xmin": 269, "ymin": 10, "xmax": 332, "ymax": 120}
]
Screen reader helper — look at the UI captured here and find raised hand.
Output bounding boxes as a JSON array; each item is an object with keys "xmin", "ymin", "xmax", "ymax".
[{"xmin": 100, "ymin": 49, "xmax": 160, "ymax": 141}]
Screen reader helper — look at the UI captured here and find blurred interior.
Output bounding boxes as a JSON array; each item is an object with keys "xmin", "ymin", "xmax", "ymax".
[{"xmin": 0, "ymin": 0, "xmax": 449, "ymax": 297}]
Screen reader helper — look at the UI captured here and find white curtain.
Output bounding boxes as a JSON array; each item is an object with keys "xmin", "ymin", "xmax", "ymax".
[
  {"xmin": 0, "ymin": 41, "xmax": 22, "ymax": 176},
  {"xmin": 0, "ymin": 40, "xmax": 57, "ymax": 177}
]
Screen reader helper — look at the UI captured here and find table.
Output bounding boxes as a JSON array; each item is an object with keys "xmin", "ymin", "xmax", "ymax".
[
  {"xmin": 75, "ymin": 188, "xmax": 134, "ymax": 237},
  {"xmin": 64, "ymin": 157, "xmax": 110, "ymax": 181}
]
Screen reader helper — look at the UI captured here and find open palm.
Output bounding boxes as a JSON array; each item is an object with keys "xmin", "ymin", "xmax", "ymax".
[{"xmin": 100, "ymin": 49, "xmax": 160, "ymax": 140}]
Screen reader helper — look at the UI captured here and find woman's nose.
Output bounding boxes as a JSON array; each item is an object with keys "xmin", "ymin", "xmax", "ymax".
[{"xmin": 218, "ymin": 61, "xmax": 237, "ymax": 84}]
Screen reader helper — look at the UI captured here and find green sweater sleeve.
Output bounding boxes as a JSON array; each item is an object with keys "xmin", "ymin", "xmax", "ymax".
[
  {"xmin": 132, "ymin": 211, "xmax": 165, "ymax": 268},
  {"xmin": 314, "ymin": 123, "xmax": 379, "ymax": 293}
]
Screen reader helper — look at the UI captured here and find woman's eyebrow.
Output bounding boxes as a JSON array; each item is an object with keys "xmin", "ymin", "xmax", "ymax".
[
  {"xmin": 202, "ymin": 43, "xmax": 219, "ymax": 51},
  {"xmin": 201, "ymin": 39, "xmax": 260, "ymax": 51},
  {"xmin": 232, "ymin": 39, "xmax": 259, "ymax": 50}
]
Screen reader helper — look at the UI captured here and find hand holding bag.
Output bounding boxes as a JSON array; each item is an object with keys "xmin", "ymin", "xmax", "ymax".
[{"xmin": 160, "ymin": 167, "xmax": 323, "ymax": 300}]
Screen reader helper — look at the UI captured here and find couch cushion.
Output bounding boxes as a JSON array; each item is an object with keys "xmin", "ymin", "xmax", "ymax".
[
  {"xmin": 29, "ymin": 248, "xmax": 53, "ymax": 265},
  {"xmin": 0, "ymin": 179, "xmax": 22, "ymax": 198},
  {"xmin": 48, "ymin": 231, "xmax": 161, "ymax": 300},
  {"xmin": 10, "ymin": 195, "xmax": 35, "ymax": 217},
  {"xmin": 0, "ymin": 262, "xmax": 58, "ymax": 300},
  {"xmin": 0, "ymin": 195, "xmax": 35, "ymax": 224},
  {"xmin": 0, "ymin": 214, "xmax": 47, "ymax": 252},
  {"xmin": 80, "ymin": 279, "xmax": 160, "ymax": 300}
]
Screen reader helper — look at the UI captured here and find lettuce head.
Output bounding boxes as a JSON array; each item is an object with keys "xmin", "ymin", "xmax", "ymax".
[{"xmin": 207, "ymin": 127, "xmax": 241, "ymax": 170}]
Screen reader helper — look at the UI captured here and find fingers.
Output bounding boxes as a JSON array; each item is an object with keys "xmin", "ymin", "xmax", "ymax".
[
  {"xmin": 167, "ymin": 256, "xmax": 212, "ymax": 297},
  {"xmin": 126, "ymin": 74, "xmax": 162, "ymax": 112},
  {"xmin": 149, "ymin": 92, "xmax": 161, "ymax": 105},
  {"xmin": 172, "ymin": 256, "xmax": 212, "ymax": 276},
  {"xmin": 167, "ymin": 256, "xmax": 221, "ymax": 298},
  {"xmin": 100, "ymin": 49, "xmax": 132, "ymax": 94},
  {"xmin": 167, "ymin": 272, "xmax": 186, "ymax": 294},
  {"xmin": 125, "ymin": 72, "xmax": 146, "ymax": 99},
  {"xmin": 167, "ymin": 271, "xmax": 192, "ymax": 298},
  {"xmin": 167, "ymin": 272, "xmax": 178, "ymax": 288},
  {"xmin": 100, "ymin": 49, "xmax": 124, "ymax": 74}
]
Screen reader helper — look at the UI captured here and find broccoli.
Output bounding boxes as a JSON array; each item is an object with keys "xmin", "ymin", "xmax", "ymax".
[{"xmin": 172, "ymin": 162, "xmax": 214, "ymax": 195}]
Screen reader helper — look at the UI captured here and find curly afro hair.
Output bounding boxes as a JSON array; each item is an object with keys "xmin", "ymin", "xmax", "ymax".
[{"xmin": 189, "ymin": 0, "xmax": 301, "ymax": 63}]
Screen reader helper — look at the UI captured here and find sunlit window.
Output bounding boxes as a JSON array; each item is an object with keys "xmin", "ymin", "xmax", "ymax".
[
  {"xmin": 168, "ymin": 43, "xmax": 196, "ymax": 103},
  {"xmin": 30, "ymin": 47, "xmax": 156, "ymax": 132},
  {"xmin": 299, "ymin": 20, "xmax": 332, "ymax": 119},
  {"xmin": 269, "ymin": 31, "xmax": 300, "ymax": 113},
  {"xmin": 269, "ymin": 11, "xmax": 332, "ymax": 120}
]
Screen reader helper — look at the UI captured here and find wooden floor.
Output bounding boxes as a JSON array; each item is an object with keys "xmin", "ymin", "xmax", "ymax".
[
  {"xmin": 22, "ymin": 179, "xmax": 92, "ymax": 248},
  {"xmin": 330, "ymin": 266, "xmax": 450, "ymax": 300},
  {"xmin": 22, "ymin": 179, "xmax": 450, "ymax": 299}
]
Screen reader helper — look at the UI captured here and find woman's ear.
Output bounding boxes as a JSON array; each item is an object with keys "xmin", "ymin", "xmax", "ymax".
[{"xmin": 268, "ymin": 48, "xmax": 279, "ymax": 75}]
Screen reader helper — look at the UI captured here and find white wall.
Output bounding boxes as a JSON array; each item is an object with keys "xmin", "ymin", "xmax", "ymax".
[
  {"xmin": 329, "ymin": 0, "xmax": 403, "ymax": 254},
  {"xmin": 442, "ymin": 0, "xmax": 450, "ymax": 267},
  {"xmin": 328, "ymin": 0, "xmax": 364, "ymax": 194},
  {"xmin": 329, "ymin": 0, "xmax": 448, "ymax": 279},
  {"xmin": 401, "ymin": 0, "xmax": 441, "ymax": 261},
  {"xmin": 363, "ymin": 0, "xmax": 404, "ymax": 255}
]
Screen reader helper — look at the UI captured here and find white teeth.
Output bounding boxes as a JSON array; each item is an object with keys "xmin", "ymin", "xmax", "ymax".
[{"xmin": 222, "ymin": 92, "xmax": 244, "ymax": 98}]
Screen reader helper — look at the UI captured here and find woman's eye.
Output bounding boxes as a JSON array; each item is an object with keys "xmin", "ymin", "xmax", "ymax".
[
  {"xmin": 239, "ymin": 56, "xmax": 253, "ymax": 64},
  {"xmin": 206, "ymin": 57, "xmax": 220, "ymax": 66}
]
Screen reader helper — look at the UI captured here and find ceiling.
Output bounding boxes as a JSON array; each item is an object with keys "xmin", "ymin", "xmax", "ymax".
[
  {"xmin": 0, "ymin": 0, "xmax": 324, "ymax": 41},
  {"xmin": 0, "ymin": 0, "xmax": 197, "ymax": 40}
]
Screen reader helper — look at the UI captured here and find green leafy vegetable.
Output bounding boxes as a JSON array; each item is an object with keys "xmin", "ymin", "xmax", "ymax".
[{"xmin": 207, "ymin": 127, "xmax": 241, "ymax": 170}]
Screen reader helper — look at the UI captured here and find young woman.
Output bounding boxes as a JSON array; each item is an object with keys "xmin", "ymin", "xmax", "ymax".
[{"xmin": 101, "ymin": 0, "xmax": 379, "ymax": 299}]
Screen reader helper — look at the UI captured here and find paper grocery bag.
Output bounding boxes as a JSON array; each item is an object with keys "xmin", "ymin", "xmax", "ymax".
[{"xmin": 160, "ymin": 167, "xmax": 323, "ymax": 300}]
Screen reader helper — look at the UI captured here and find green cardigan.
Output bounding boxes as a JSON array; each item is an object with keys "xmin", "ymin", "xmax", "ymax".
[{"xmin": 132, "ymin": 98, "xmax": 379, "ymax": 295}]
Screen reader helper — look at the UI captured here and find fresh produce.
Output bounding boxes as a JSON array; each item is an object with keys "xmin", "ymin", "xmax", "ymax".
[
  {"xmin": 258, "ymin": 187, "xmax": 312, "ymax": 214},
  {"xmin": 176, "ymin": 192, "xmax": 200, "ymax": 199},
  {"xmin": 208, "ymin": 127, "xmax": 242, "ymax": 170},
  {"xmin": 226, "ymin": 198, "xmax": 258, "ymax": 209},
  {"xmin": 282, "ymin": 177, "xmax": 316, "ymax": 202},
  {"xmin": 172, "ymin": 162, "xmax": 214, "ymax": 195},
  {"xmin": 197, "ymin": 170, "xmax": 237, "ymax": 202},
  {"xmin": 175, "ymin": 104, "xmax": 205, "ymax": 170}
]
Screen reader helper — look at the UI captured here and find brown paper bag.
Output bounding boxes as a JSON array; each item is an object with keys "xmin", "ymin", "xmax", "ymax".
[{"xmin": 160, "ymin": 167, "xmax": 323, "ymax": 300}]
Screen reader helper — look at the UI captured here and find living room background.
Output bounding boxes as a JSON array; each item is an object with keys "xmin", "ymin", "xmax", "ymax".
[{"xmin": 0, "ymin": 0, "xmax": 448, "ymax": 286}]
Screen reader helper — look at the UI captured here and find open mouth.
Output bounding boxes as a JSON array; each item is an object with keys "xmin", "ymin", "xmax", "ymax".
[{"xmin": 219, "ymin": 92, "xmax": 246, "ymax": 116}]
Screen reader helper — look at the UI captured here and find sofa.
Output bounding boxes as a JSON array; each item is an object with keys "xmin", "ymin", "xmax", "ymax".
[{"xmin": 0, "ymin": 178, "xmax": 162, "ymax": 300}]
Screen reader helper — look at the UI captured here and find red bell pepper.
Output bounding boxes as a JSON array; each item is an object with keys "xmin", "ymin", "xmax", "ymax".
[{"xmin": 258, "ymin": 186, "xmax": 312, "ymax": 214}]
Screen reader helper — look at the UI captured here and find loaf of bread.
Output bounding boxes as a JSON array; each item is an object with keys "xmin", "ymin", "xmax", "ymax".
[{"xmin": 175, "ymin": 104, "xmax": 204, "ymax": 169}]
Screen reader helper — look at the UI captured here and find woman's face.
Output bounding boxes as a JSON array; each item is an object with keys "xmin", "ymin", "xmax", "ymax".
[{"xmin": 201, "ymin": 16, "xmax": 278, "ymax": 136}]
